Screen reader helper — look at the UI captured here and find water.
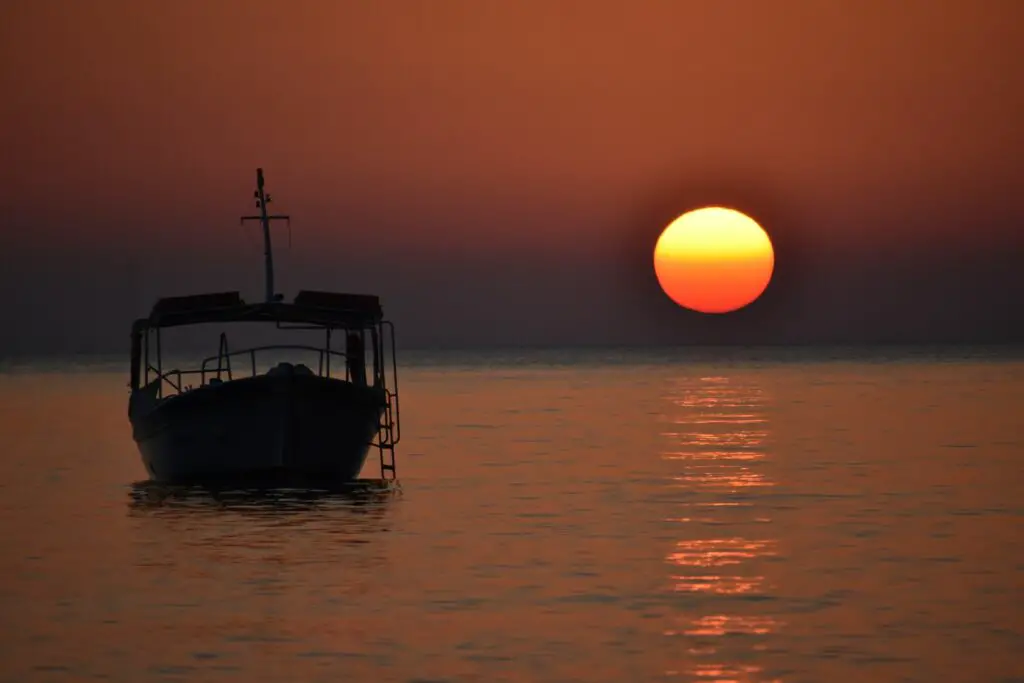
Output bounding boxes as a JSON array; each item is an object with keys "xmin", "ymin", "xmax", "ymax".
[{"xmin": 1, "ymin": 347, "xmax": 1022, "ymax": 682}]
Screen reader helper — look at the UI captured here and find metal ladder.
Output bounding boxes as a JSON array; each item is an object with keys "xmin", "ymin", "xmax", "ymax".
[
  {"xmin": 377, "ymin": 389, "xmax": 400, "ymax": 478},
  {"xmin": 375, "ymin": 321, "xmax": 401, "ymax": 479}
]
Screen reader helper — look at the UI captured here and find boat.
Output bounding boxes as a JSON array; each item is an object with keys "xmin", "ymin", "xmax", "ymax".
[{"xmin": 127, "ymin": 168, "xmax": 401, "ymax": 484}]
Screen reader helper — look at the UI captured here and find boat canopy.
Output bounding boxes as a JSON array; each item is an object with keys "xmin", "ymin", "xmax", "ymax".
[{"xmin": 132, "ymin": 289, "xmax": 384, "ymax": 332}]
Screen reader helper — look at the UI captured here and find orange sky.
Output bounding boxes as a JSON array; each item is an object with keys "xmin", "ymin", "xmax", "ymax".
[{"xmin": 1, "ymin": 0, "xmax": 1022, "ymax": 350}]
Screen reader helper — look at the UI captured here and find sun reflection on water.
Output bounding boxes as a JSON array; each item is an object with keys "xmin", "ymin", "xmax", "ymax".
[{"xmin": 660, "ymin": 375, "xmax": 782, "ymax": 683}]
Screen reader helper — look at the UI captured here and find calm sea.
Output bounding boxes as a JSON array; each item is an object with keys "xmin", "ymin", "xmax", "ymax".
[{"xmin": 0, "ymin": 347, "xmax": 1021, "ymax": 682}]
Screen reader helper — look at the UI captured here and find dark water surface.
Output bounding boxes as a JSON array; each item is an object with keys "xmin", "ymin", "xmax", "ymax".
[{"xmin": 1, "ymin": 348, "xmax": 1021, "ymax": 682}]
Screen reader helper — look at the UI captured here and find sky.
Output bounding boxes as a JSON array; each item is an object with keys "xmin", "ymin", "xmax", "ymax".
[{"xmin": 1, "ymin": 0, "xmax": 1022, "ymax": 353}]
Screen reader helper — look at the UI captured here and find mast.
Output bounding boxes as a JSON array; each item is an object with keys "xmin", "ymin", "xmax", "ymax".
[{"xmin": 240, "ymin": 168, "xmax": 290, "ymax": 303}]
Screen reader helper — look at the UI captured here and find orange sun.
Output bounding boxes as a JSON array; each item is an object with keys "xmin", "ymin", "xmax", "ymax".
[{"xmin": 653, "ymin": 206, "xmax": 775, "ymax": 314}]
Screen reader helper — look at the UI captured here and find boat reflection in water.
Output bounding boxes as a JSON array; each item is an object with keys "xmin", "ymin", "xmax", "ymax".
[
  {"xmin": 124, "ymin": 479, "xmax": 399, "ymax": 573},
  {"xmin": 659, "ymin": 374, "xmax": 783, "ymax": 683},
  {"xmin": 127, "ymin": 478, "xmax": 400, "ymax": 517}
]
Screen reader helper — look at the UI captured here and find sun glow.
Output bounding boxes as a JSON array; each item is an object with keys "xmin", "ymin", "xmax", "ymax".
[{"xmin": 653, "ymin": 207, "xmax": 775, "ymax": 314}]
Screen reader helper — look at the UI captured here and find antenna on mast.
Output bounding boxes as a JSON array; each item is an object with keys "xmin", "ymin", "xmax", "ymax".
[{"xmin": 240, "ymin": 168, "xmax": 290, "ymax": 303}]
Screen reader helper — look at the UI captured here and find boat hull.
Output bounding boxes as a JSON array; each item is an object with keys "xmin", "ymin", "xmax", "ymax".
[{"xmin": 129, "ymin": 372, "xmax": 386, "ymax": 483}]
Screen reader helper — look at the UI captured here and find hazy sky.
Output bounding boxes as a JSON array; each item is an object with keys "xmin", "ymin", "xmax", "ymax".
[{"xmin": 2, "ymin": 0, "xmax": 1022, "ymax": 353}]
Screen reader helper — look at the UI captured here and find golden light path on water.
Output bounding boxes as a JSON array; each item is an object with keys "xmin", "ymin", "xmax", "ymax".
[{"xmin": 659, "ymin": 374, "xmax": 782, "ymax": 682}]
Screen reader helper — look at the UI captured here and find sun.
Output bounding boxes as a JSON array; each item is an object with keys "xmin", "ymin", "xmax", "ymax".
[{"xmin": 653, "ymin": 206, "xmax": 775, "ymax": 314}]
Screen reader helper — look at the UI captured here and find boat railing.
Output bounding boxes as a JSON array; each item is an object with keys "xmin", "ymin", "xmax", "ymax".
[
  {"xmin": 145, "ymin": 365, "xmax": 188, "ymax": 396},
  {"xmin": 146, "ymin": 344, "xmax": 357, "ymax": 398},
  {"xmin": 199, "ymin": 344, "xmax": 351, "ymax": 383}
]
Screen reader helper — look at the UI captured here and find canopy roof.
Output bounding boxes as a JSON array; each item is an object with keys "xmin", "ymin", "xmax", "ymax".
[{"xmin": 132, "ymin": 290, "xmax": 384, "ymax": 332}]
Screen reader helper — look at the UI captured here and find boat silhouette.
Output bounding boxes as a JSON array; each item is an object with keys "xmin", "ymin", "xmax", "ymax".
[{"xmin": 127, "ymin": 169, "xmax": 401, "ymax": 483}]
